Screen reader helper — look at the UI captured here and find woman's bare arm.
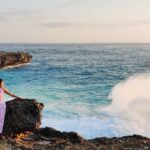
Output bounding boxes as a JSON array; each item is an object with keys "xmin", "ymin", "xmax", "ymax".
[{"xmin": 4, "ymin": 87, "xmax": 21, "ymax": 99}]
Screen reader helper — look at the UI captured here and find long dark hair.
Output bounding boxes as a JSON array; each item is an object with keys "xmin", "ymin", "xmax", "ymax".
[
  {"xmin": 0, "ymin": 79, "xmax": 3, "ymax": 83},
  {"xmin": 0, "ymin": 79, "xmax": 4, "ymax": 88}
]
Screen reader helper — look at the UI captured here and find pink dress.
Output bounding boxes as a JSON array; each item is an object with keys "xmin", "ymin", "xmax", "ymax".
[{"xmin": 0, "ymin": 88, "xmax": 6, "ymax": 134}]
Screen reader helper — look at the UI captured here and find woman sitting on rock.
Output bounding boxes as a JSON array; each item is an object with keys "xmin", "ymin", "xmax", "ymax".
[{"xmin": 0, "ymin": 79, "xmax": 21, "ymax": 138}]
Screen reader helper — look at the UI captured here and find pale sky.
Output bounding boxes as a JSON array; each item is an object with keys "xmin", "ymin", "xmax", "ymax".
[{"xmin": 0, "ymin": 0, "xmax": 150, "ymax": 43}]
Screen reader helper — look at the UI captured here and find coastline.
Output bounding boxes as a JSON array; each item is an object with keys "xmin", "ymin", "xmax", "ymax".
[
  {"xmin": 0, "ymin": 51, "xmax": 32, "ymax": 69},
  {"xmin": 1, "ymin": 62, "xmax": 31, "ymax": 70},
  {"xmin": 1, "ymin": 128, "xmax": 150, "ymax": 150},
  {"xmin": 2, "ymin": 98, "xmax": 150, "ymax": 150}
]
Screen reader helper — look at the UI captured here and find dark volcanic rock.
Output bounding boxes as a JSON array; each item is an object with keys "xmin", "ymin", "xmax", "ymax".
[
  {"xmin": 89, "ymin": 135, "xmax": 150, "ymax": 150},
  {"xmin": 34, "ymin": 127, "xmax": 84, "ymax": 144},
  {"xmin": 3, "ymin": 99, "xmax": 44, "ymax": 136},
  {"xmin": 0, "ymin": 51, "xmax": 32, "ymax": 68},
  {"xmin": 7, "ymin": 127, "xmax": 97, "ymax": 150},
  {"xmin": 2, "ymin": 129, "xmax": 150, "ymax": 150}
]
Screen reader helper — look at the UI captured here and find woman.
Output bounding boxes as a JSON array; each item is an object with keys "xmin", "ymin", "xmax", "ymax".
[{"xmin": 0, "ymin": 79, "xmax": 21, "ymax": 138}]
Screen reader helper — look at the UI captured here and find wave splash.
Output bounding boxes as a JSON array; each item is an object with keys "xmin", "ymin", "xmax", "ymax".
[
  {"xmin": 105, "ymin": 73, "xmax": 150, "ymax": 137},
  {"xmin": 42, "ymin": 73, "xmax": 150, "ymax": 139}
]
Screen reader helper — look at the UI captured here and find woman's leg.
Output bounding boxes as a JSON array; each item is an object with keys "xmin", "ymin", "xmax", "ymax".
[{"xmin": 0, "ymin": 102, "xmax": 6, "ymax": 134}]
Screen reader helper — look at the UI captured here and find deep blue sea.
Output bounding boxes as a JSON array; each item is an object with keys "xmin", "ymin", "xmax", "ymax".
[{"xmin": 0, "ymin": 44, "xmax": 150, "ymax": 139}]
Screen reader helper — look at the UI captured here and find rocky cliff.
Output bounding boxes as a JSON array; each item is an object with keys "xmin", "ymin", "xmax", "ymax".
[
  {"xmin": 3, "ymin": 99, "xmax": 44, "ymax": 136},
  {"xmin": 0, "ymin": 51, "xmax": 32, "ymax": 68}
]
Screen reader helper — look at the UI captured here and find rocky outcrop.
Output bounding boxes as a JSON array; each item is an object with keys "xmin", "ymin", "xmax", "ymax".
[
  {"xmin": 0, "ymin": 51, "xmax": 32, "ymax": 68},
  {"xmin": 89, "ymin": 135, "xmax": 150, "ymax": 150},
  {"xmin": 1, "ymin": 99, "xmax": 150, "ymax": 150},
  {"xmin": 3, "ymin": 99, "xmax": 44, "ymax": 136},
  {"xmin": 1, "ymin": 128, "xmax": 150, "ymax": 150}
]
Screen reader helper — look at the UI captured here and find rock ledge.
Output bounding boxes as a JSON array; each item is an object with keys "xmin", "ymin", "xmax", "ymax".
[{"xmin": 0, "ymin": 51, "xmax": 32, "ymax": 68}]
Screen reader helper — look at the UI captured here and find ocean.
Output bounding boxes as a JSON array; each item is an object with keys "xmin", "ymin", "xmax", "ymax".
[{"xmin": 0, "ymin": 43, "xmax": 150, "ymax": 139}]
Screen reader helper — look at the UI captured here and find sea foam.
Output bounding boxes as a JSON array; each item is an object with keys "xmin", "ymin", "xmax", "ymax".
[{"xmin": 105, "ymin": 73, "xmax": 150, "ymax": 137}]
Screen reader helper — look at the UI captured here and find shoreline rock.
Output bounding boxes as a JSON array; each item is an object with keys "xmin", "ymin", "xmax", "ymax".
[
  {"xmin": 0, "ymin": 51, "xmax": 32, "ymax": 68},
  {"xmin": 3, "ymin": 99, "xmax": 44, "ymax": 136},
  {"xmin": 1, "ymin": 99, "xmax": 150, "ymax": 150},
  {"xmin": 1, "ymin": 128, "xmax": 150, "ymax": 150}
]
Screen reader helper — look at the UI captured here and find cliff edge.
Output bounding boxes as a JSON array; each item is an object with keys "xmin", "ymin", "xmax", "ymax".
[{"xmin": 0, "ymin": 51, "xmax": 32, "ymax": 68}]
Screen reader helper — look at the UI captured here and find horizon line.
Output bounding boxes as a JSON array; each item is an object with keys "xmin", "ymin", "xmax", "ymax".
[{"xmin": 0, "ymin": 42, "xmax": 150, "ymax": 45}]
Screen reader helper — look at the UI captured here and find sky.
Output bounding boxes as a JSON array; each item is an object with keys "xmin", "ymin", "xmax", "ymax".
[{"xmin": 0, "ymin": 0, "xmax": 150, "ymax": 43}]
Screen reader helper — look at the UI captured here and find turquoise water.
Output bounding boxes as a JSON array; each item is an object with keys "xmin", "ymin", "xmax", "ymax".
[{"xmin": 0, "ymin": 44, "xmax": 150, "ymax": 139}]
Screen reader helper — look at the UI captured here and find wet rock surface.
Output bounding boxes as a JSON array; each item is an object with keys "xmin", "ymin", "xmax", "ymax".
[{"xmin": 0, "ymin": 51, "xmax": 32, "ymax": 68}]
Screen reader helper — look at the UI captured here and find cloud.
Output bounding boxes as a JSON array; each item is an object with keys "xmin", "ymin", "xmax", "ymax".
[
  {"xmin": 42, "ymin": 19, "xmax": 150, "ymax": 28},
  {"xmin": 136, "ymin": 19, "xmax": 150, "ymax": 25},
  {"xmin": 58, "ymin": 0, "xmax": 80, "ymax": 5},
  {"xmin": 0, "ymin": 9, "xmax": 42, "ymax": 23},
  {"xmin": 1, "ymin": 8, "xmax": 150, "ymax": 29},
  {"xmin": 43, "ymin": 21, "xmax": 85, "ymax": 27}
]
